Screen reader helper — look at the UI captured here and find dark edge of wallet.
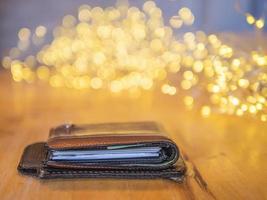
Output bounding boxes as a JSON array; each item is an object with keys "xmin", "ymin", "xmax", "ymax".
[{"xmin": 17, "ymin": 142, "xmax": 186, "ymax": 183}]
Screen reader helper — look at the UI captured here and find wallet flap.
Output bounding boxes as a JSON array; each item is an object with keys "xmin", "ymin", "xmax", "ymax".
[
  {"xmin": 47, "ymin": 122, "xmax": 172, "ymax": 150},
  {"xmin": 48, "ymin": 122, "xmax": 163, "ymax": 138}
]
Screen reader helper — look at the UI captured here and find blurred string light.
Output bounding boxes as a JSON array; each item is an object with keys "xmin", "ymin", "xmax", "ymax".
[
  {"xmin": 235, "ymin": 0, "xmax": 266, "ymax": 29},
  {"xmin": 1, "ymin": 0, "xmax": 267, "ymax": 121}
]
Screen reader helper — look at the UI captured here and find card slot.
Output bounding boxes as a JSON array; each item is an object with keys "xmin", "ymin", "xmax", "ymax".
[
  {"xmin": 52, "ymin": 147, "xmax": 161, "ymax": 156},
  {"xmin": 51, "ymin": 152, "xmax": 160, "ymax": 161},
  {"xmin": 46, "ymin": 141, "xmax": 179, "ymax": 170}
]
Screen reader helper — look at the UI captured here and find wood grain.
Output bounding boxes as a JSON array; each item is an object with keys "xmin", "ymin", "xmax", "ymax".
[{"xmin": 0, "ymin": 72, "xmax": 266, "ymax": 200}]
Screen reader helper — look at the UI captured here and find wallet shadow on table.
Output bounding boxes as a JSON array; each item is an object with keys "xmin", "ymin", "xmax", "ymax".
[{"xmin": 17, "ymin": 122, "xmax": 187, "ymax": 184}]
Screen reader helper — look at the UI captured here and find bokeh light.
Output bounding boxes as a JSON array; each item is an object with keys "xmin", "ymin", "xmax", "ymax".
[{"xmin": 1, "ymin": 0, "xmax": 267, "ymax": 121}]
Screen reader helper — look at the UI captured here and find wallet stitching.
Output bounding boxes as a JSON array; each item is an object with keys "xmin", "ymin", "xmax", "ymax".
[
  {"xmin": 48, "ymin": 139, "xmax": 173, "ymax": 150},
  {"xmin": 42, "ymin": 171, "xmax": 185, "ymax": 180},
  {"xmin": 45, "ymin": 164, "xmax": 170, "ymax": 170},
  {"xmin": 44, "ymin": 168, "xmax": 183, "ymax": 175}
]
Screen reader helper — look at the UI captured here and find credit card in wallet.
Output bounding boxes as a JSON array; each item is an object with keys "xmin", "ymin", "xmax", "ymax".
[{"xmin": 51, "ymin": 147, "xmax": 161, "ymax": 161}]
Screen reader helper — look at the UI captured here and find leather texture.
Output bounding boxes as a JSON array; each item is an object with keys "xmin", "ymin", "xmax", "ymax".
[
  {"xmin": 18, "ymin": 122, "xmax": 186, "ymax": 183},
  {"xmin": 47, "ymin": 122, "xmax": 169, "ymax": 150}
]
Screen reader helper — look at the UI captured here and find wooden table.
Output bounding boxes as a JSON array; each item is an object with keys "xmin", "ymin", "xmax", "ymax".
[{"xmin": 0, "ymin": 72, "xmax": 266, "ymax": 200}]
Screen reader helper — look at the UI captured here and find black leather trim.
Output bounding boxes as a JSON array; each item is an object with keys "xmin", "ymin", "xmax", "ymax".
[{"xmin": 17, "ymin": 142, "xmax": 47, "ymax": 176}]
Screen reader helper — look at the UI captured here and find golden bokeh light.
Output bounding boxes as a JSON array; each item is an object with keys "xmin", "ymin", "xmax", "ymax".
[
  {"xmin": 18, "ymin": 27, "xmax": 31, "ymax": 41},
  {"xmin": 1, "ymin": 1, "xmax": 267, "ymax": 121},
  {"xmin": 35, "ymin": 26, "xmax": 47, "ymax": 38}
]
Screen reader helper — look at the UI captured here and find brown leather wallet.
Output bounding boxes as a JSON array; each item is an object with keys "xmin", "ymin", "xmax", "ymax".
[{"xmin": 18, "ymin": 122, "xmax": 186, "ymax": 182}]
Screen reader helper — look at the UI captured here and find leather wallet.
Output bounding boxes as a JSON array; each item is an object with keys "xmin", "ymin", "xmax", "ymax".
[{"xmin": 18, "ymin": 122, "xmax": 186, "ymax": 182}]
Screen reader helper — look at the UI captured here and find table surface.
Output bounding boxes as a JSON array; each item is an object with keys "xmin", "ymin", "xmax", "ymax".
[{"xmin": 0, "ymin": 72, "xmax": 266, "ymax": 200}]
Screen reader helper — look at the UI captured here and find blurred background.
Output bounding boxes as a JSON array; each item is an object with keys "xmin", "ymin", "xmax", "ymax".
[
  {"xmin": 0, "ymin": 0, "xmax": 266, "ymax": 121},
  {"xmin": 0, "ymin": 0, "xmax": 266, "ymax": 57}
]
